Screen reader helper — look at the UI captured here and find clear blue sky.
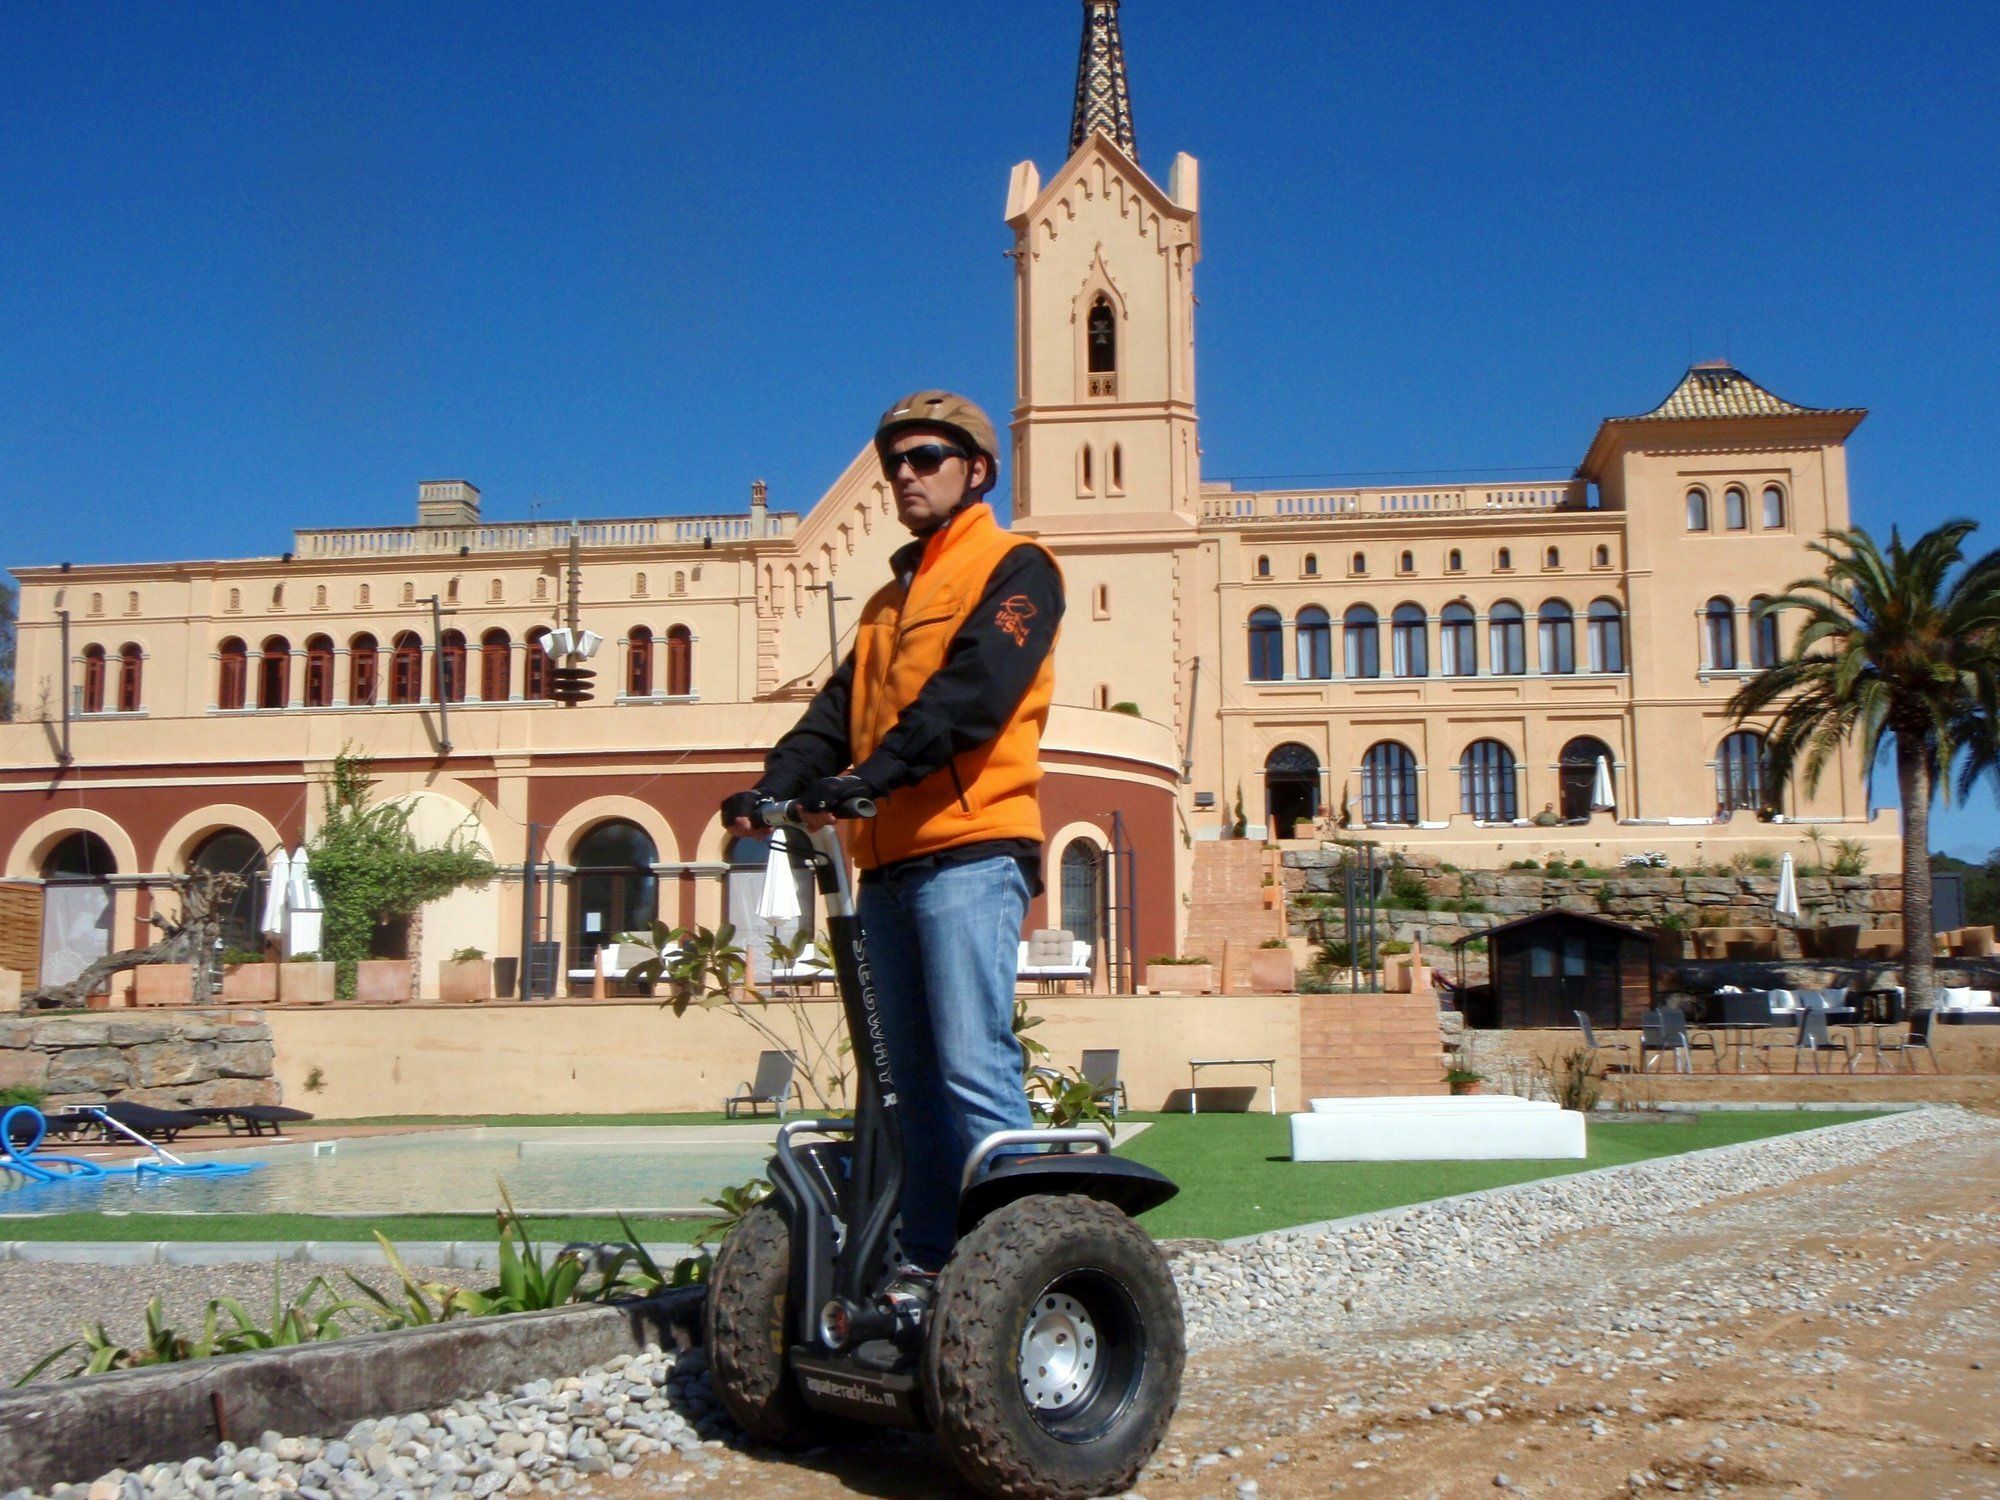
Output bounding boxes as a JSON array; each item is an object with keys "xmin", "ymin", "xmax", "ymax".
[{"xmin": 4, "ymin": 2, "xmax": 1997, "ymax": 854}]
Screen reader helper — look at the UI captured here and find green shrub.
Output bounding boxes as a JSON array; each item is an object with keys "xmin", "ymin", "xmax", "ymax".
[
  {"xmin": 1258, "ymin": 938, "xmax": 1289, "ymax": 949},
  {"xmin": 1296, "ymin": 968, "xmax": 1337, "ymax": 994},
  {"xmin": 287, "ymin": 951, "xmax": 321, "ymax": 963},
  {"xmin": 1385, "ymin": 868, "xmax": 1431, "ymax": 910},
  {"xmin": 1379, "ymin": 939, "xmax": 1412, "ymax": 956},
  {"xmin": 219, "ymin": 948, "xmax": 266, "ymax": 967},
  {"xmin": 449, "ymin": 946, "xmax": 487, "ymax": 963},
  {"xmin": 1147, "ymin": 955, "xmax": 1207, "ymax": 965},
  {"xmin": 0, "ymin": 1085, "xmax": 47, "ymax": 1111},
  {"xmin": 1508, "ymin": 858, "xmax": 1541, "ymax": 871},
  {"xmin": 1831, "ymin": 838, "xmax": 1869, "ymax": 876},
  {"xmin": 1109, "ymin": 701, "xmax": 1141, "ymax": 716},
  {"xmin": 1317, "ymin": 937, "xmax": 1352, "ymax": 968}
]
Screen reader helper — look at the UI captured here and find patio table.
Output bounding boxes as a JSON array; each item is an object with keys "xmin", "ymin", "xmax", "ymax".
[
  {"xmin": 1704, "ymin": 1021, "xmax": 1770, "ymax": 1073},
  {"xmin": 1187, "ymin": 1057, "xmax": 1279, "ymax": 1115}
]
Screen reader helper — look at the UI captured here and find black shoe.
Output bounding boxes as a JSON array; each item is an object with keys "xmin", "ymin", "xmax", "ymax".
[{"xmin": 881, "ymin": 1265, "xmax": 938, "ymax": 1345}]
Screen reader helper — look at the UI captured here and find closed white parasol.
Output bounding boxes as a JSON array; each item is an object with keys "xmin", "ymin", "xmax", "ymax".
[
  {"xmin": 1591, "ymin": 756, "xmax": 1616, "ymax": 812},
  {"xmin": 1775, "ymin": 851, "xmax": 1801, "ymax": 921}
]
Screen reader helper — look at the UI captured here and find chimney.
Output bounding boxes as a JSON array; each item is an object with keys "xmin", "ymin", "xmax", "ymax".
[
  {"xmin": 418, "ymin": 479, "xmax": 481, "ymax": 528},
  {"xmin": 750, "ymin": 479, "xmax": 768, "ymax": 534}
]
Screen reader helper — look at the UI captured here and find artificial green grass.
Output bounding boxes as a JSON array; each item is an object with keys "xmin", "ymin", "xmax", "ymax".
[
  {"xmin": 313, "ymin": 1112, "xmax": 763, "ymax": 1128},
  {"xmin": 1121, "ymin": 1108, "xmax": 1888, "ymax": 1241},
  {"xmin": 0, "ymin": 1213, "xmax": 705, "ymax": 1243}
]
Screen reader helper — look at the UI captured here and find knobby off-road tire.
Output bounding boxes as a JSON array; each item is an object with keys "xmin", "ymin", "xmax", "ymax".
[
  {"xmin": 701, "ymin": 1201, "xmax": 841, "ymax": 1448},
  {"xmin": 923, "ymin": 1194, "xmax": 1184, "ymax": 1499}
]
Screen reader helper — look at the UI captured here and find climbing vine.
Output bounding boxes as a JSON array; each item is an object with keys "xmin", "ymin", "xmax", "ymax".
[{"xmin": 306, "ymin": 750, "xmax": 495, "ymax": 998}]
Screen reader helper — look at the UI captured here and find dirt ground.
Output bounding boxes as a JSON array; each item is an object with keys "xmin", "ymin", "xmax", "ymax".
[{"xmin": 598, "ymin": 1123, "xmax": 2000, "ymax": 1499}]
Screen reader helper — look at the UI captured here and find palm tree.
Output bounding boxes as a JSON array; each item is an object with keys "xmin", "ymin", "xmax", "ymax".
[{"xmin": 1729, "ymin": 520, "xmax": 2000, "ymax": 1011}]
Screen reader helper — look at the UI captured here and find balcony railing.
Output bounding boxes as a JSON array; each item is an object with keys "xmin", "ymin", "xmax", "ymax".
[
  {"xmin": 295, "ymin": 512, "xmax": 800, "ymax": 558},
  {"xmin": 1199, "ymin": 480, "xmax": 1586, "ymax": 524}
]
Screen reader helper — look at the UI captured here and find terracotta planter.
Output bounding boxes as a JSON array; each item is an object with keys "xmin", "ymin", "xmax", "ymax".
[
  {"xmin": 279, "ymin": 961, "xmax": 338, "ymax": 1004},
  {"xmin": 438, "ymin": 957, "xmax": 495, "ymax": 1003},
  {"xmin": 1144, "ymin": 962, "xmax": 1215, "ymax": 995},
  {"xmin": 355, "ymin": 959, "xmax": 413, "ymax": 1004},
  {"xmin": 1248, "ymin": 948, "xmax": 1296, "ymax": 994},
  {"xmin": 1448, "ymin": 1079, "xmax": 1483, "ymax": 1096},
  {"xmin": 133, "ymin": 963, "xmax": 194, "ymax": 1007},
  {"xmin": 220, "ymin": 962, "xmax": 280, "ymax": 1004}
]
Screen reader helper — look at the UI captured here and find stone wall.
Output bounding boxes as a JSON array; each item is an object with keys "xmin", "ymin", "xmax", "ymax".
[{"xmin": 0, "ymin": 1013, "xmax": 280, "ymax": 1111}]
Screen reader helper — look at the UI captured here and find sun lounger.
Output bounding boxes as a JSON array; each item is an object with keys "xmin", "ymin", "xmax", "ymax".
[
  {"xmin": 725, "ymin": 1051, "xmax": 801, "ymax": 1119},
  {"xmin": 194, "ymin": 1104, "xmax": 316, "ymax": 1137},
  {"xmin": 82, "ymin": 1101, "xmax": 210, "ymax": 1143}
]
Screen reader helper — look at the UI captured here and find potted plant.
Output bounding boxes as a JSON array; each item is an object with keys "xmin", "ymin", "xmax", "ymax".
[
  {"xmin": 1249, "ymin": 938, "xmax": 1296, "ymax": 993},
  {"xmin": 438, "ymin": 945, "xmax": 494, "ymax": 1003},
  {"xmin": 355, "ymin": 958, "xmax": 413, "ymax": 1004},
  {"xmin": 218, "ymin": 946, "xmax": 279, "ymax": 1004},
  {"xmin": 133, "ymin": 963, "xmax": 194, "ymax": 1006},
  {"xmin": 1143, "ymin": 955, "xmax": 1215, "ymax": 995},
  {"xmin": 279, "ymin": 951, "xmax": 338, "ymax": 1004},
  {"xmin": 1445, "ymin": 1067, "xmax": 1485, "ymax": 1097}
]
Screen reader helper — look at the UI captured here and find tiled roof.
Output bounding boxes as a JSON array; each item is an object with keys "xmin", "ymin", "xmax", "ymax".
[{"xmin": 1620, "ymin": 362, "xmax": 1857, "ymax": 422}]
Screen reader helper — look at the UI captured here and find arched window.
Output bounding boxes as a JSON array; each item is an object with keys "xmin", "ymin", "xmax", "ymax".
[
  {"xmin": 634, "ymin": 572, "xmax": 648, "ymax": 598},
  {"xmin": 1264, "ymin": 742, "xmax": 1322, "ymax": 838},
  {"xmin": 1587, "ymin": 600, "xmax": 1625, "ymax": 673},
  {"xmin": 1391, "ymin": 604, "xmax": 1428, "ymax": 678},
  {"xmin": 1248, "ymin": 608, "xmax": 1284, "ymax": 681},
  {"xmin": 1560, "ymin": 736, "xmax": 1616, "ymax": 821},
  {"xmin": 1440, "ymin": 602, "xmax": 1477, "ymax": 676},
  {"xmin": 1447, "ymin": 548, "xmax": 1463, "ymax": 572},
  {"xmin": 1087, "ymin": 295, "xmax": 1116, "ymax": 374},
  {"xmin": 1496, "ymin": 546, "xmax": 1513, "ymax": 570},
  {"xmin": 672, "ymin": 571, "xmax": 687, "ymax": 596},
  {"xmin": 570, "ymin": 820, "xmax": 660, "ymax": 985},
  {"xmin": 1295, "ymin": 607, "xmax": 1332, "ymax": 680},
  {"xmin": 227, "ymin": 588, "xmax": 241, "ymax": 613},
  {"xmin": 480, "ymin": 629, "xmax": 511, "ymax": 701},
  {"xmin": 116, "ymin": 643, "xmax": 142, "ymax": 712},
  {"xmin": 1686, "ymin": 488, "xmax": 1710, "ymax": 530},
  {"xmin": 304, "ymin": 635, "xmax": 335, "ymax": 707},
  {"xmin": 39, "ymin": 831, "xmax": 116, "ymax": 988},
  {"xmin": 1343, "ymin": 605, "xmax": 1380, "ymax": 679},
  {"xmin": 357, "ymin": 583, "xmax": 371, "ymax": 608},
  {"xmin": 1545, "ymin": 546, "xmax": 1561, "ymax": 568},
  {"xmin": 434, "ymin": 629, "xmax": 467, "ymax": 703},
  {"xmin": 1059, "ymin": 842, "xmax": 1105, "ymax": 959},
  {"xmin": 1399, "ymin": 550, "xmax": 1415, "ymax": 574},
  {"xmin": 1724, "ymin": 486, "xmax": 1747, "ymax": 530},
  {"xmin": 1109, "ymin": 444, "xmax": 1123, "ymax": 491},
  {"xmin": 627, "ymin": 626, "xmax": 654, "ymax": 697},
  {"xmin": 1460, "ymin": 739, "xmax": 1518, "ymax": 822},
  {"xmin": 258, "ymin": 636, "xmax": 291, "ymax": 709},
  {"xmin": 1079, "ymin": 445, "xmax": 1094, "ymax": 493},
  {"xmin": 1489, "ymin": 602, "xmax": 1526, "ymax": 675},
  {"xmin": 1716, "ymin": 730, "xmax": 1765, "ymax": 813},
  {"xmin": 349, "ymin": 633, "xmax": 379, "ymax": 706},
  {"xmin": 389, "ymin": 631, "xmax": 423, "ymax": 705},
  {"xmin": 1761, "ymin": 484, "xmax": 1785, "ymax": 528},
  {"xmin": 1537, "ymin": 601, "xmax": 1575, "ymax": 674},
  {"xmin": 726, "ymin": 830, "xmax": 816, "ymax": 980},
  {"xmin": 1255, "ymin": 555, "xmax": 1271, "ymax": 578},
  {"xmin": 191, "ymin": 829, "xmax": 268, "ymax": 957},
  {"xmin": 1749, "ymin": 596, "xmax": 1781, "ymax": 668},
  {"xmin": 217, "ymin": 638, "xmax": 248, "ymax": 710},
  {"xmin": 489, "ymin": 578, "xmax": 504, "ymax": 603},
  {"xmin": 1705, "ymin": 596, "xmax": 1737, "ymax": 670},
  {"xmin": 313, "ymin": 584, "xmax": 327, "ymax": 609},
  {"xmin": 1351, "ymin": 551, "xmax": 1367, "ymax": 576},
  {"xmin": 80, "ymin": 645, "xmax": 106, "ymax": 713},
  {"xmin": 88, "ymin": 592, "xmax": 104, "ymax": 617},
  {"xmin": 666, "ymin": 626, "xmax": 693, "ymax": 696},
  {"xmin": 1360, "ymin": 741, "xmax": 1419, "ymax": 826},
  {"xmin": 400, "ymin": 582, "xmax": 415, "ymax": 606},
  {"xmin": 1303, "ymin": 553, "xmax": 1319, "ymax": 577},
  {"xmin": 446, "ymin": 578, "xmax": 459, "ymax": 603},
  {"xmin": 525, "ymin": 627, "xmax": 552, "ymax": 701},
  {"xmin": 1593, "ymin": 544, "xmax": 1610, "ymax": 567},
  {"xmin": 1093, "ymin": 582, "xmax": 1110, "ymax": 618}
]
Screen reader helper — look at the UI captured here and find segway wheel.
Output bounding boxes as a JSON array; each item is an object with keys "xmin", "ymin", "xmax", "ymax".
[
  {"xmin": 924, "ymin": 1194, "xmax": 1183, "ymax": 1499},
  {"xmin": 702, "ymin": 1200, "xmax": 841, "ymax": 1448}
]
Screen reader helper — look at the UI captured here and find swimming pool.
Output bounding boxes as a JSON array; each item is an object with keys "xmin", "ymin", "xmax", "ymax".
[{"xmin": 0, "ymin": 1128, "xmax": 779, "ymax": 1217}]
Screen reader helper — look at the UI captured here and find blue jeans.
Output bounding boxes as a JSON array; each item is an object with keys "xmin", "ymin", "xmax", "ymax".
[{"xmin": 856, "ymin": 854, "xmax": 1034, "ymax": 1270}]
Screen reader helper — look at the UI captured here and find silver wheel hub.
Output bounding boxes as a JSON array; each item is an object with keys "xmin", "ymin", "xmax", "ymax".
[{"xmin": 1019, "ymin": 1290, "xmax": 1098, "ymax": 1411}]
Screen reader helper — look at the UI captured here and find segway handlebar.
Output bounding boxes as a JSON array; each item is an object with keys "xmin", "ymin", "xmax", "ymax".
[{"xmin": 754, "ymin": 794, "xmax": 876, "ymax": 827}]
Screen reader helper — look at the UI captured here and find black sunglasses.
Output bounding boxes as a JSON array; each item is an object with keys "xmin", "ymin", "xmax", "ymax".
[{"xmin": 881, "ymin": 442, "xmax": 968, "ymax": 478}]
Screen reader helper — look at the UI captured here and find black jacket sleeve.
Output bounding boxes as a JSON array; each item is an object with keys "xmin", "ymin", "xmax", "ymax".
[
  {"xmin": 851, "ymin": 548, "xmax": 1065, "ymax": 793},
  {"xmin": 758, "ymin": 655, "xmax": 855, "ymax": 800}
]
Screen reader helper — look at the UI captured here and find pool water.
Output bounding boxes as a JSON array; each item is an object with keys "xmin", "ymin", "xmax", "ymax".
[{"xmin": 0, "ymin": 1128, "xmax": 779, "ymax": 1217}]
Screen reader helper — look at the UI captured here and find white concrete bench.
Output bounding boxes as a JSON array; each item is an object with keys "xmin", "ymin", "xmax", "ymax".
[{"xmin": 1291, "ymin": 1094, "xmax": 1586, "ymax": 1161}]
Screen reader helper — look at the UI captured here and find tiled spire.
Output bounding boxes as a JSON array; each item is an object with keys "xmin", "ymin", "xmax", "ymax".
[{"xmin": 1070, "ymin": 1, "xmax": 1137, "ymax": 160}]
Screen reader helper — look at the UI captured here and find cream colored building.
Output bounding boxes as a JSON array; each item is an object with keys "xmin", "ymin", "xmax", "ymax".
[{"xmin": 0, "ymin": 1, "xmax": 1893, "ymax": 995}]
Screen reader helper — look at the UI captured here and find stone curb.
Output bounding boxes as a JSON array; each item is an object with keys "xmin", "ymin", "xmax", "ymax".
[
  {"xmin": 1221, "ymin": 1104, "xmax": 1952, "ymax": 1248},
  {"xmin": 0, "ymin": 1289, "xmax": 705, "ymax": 1495},
  {"xmin": 0, "ymin": 1239, "xmax": 701, "ymax": 1268}
]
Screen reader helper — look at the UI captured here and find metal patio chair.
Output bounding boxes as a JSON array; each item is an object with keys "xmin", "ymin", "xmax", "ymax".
[
  {"xmin": 1574, "ymin": 1011, "xmax": 1632, "ymax": 1069},
  {"xmin": 1752, "ymin": 1009, "xmax": 1852, "ymax": 1074},
  {"xmin": 1874, "ymin": 1007, "xmax": 1940, "ymax": 1073}
]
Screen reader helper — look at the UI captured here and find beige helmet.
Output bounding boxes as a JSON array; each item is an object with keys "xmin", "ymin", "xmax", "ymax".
[{"xmin": 874, "ymin": 390, "xmax": 1000, "ymax": 494}]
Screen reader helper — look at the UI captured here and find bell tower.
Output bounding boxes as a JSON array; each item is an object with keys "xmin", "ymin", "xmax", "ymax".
[{"xmin": 1008, "ymin": 0, "xmax": 1201, "ymax": 521}]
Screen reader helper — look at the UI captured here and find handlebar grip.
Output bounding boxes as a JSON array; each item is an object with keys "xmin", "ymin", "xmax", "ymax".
[{"xmin": 755, "ymin": 796, "xmax": 877, "ymax": 826}]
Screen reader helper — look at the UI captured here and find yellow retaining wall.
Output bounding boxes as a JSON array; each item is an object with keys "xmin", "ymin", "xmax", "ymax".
[{"xmin": 264, "ymin": 994, "xmax": 1341, "ymax": 1119}]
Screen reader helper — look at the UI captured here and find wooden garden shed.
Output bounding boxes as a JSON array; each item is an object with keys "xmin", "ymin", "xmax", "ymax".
[{"xmin": 1470, "ymin": 909, "xmax": 1655, "ymax": 1030}]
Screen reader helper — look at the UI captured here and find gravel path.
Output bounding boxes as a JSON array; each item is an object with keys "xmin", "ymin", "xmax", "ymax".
[{"xmin": 6, "ymin": 1106, "xmax": 1995, "ymax": 1500}]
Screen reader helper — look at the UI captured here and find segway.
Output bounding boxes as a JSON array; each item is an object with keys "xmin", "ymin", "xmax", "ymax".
[{"xmin": 703, "ymin": 796, "xmax": 1184, "ymax": 1499}]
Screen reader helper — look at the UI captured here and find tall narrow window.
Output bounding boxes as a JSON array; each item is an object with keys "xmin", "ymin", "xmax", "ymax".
[
  {"xmin": 1086, "ymin": 295, "xmax": 1116, "ymax": 395},
  {"xmin": 1295, "ymin": 607, "xmax": 1331, "ymax": 680},
  {"xmin": 1460, "ymin": 739, "xmax": 1519, "ymax": 822},
  {"xmin": 349, "ymin": 634, "xmax": 379, "ymax": 706},
  {"xmin": 258, "ymin": 636, "xmax": 291, "ymax": 709},
  {"xmin": 1724, "ymin": 487, "xmax": 1747, "ymax": 530},
  {"xmin": 1079, "ymin": 445, "xmax": 1094, "ymax": 493},
  {"xmin": 1255, "ymin": 555, "xmax": 1271, "ymax": 578},
  {"xmin": 1399, "ymin": 550, "xmax": 1415, "ymax": 574},
  {"xmin": 628, "ymin": 626, "xmax": 655, "ymax": 697},
  {"xmin": 1440, "ymin": 603, "xmax": 1477, "ymax": 676},
  {"xmin": 1716, "ymin": 730, "xmax": 1765, "ymax": 813},
  {"xmin": 1686, "ymin": 488, "xmax": 1710, "ymax": 530},
  {"xmin": 1360, "ymin": 741, "xmax": 1419, "ymax": 825},
  {"xmin": 665, "ymin": 625, "xmax": 693, "ymax": 696},
  {"xmin": 1351, "ymin": 551, "xmax": 1367, "ymax": 575},
  {"xmin": 1247, "ymin": 608, "xmax": 1284, "ymax": 681},
  {"xmin": 1447, "ymin": 548, "xmax": 1463, "ymax": 572},
  {"xmin": 1705, "ymin": 597, "xmax": 1737, "ymax": 670},
  {"xmin": 1489, "ymin": 602, "xmax": 1526, "ymax": 675},
  {"xmin": 389, "ymin": 631, "xmax": 423, "ymax": 705},
  {"xmin": 1587, "ymin": 600, "xmax": 1625, "ymax": 673},
  {"xmin": 1761, "ymin": 485, "xmax": 1785, "ymax": 528},
  {"xmin": 1496, "ymin": 547, "xmax": 1513, "ymax": 570},
  {"xmin": 1303, "ymin": 553, "xmax": 1318, "ymax": 577},
  {"xmin": 1343, "ymin": 605, "xmax": 1380, "ymax": 679},
  {"xmin": 1750, "ymin": 596, "xmax": 1781, "ymax": 668},
  {"xmin": 525, "ymin": 628, "xmax": 552, "ymax": 701},
  {"xmin": 1546, "ymin": 547, "xmax": 1561, "ymax": 568},
  {"xmin": 304, "ymin": 635, "xmax": 334, "ymax": 707},
  {"xmin": 81, "ymin": 645, "xmax": 106, "ymax": 713},
  {"xmin": 1109, "ymin": 444, "xmax": 1123, "ymax": 491},
  {"xmin": 1537, "ymin": 601, "xmax": 1575, "ymax": 674},
  {"xmin": 434, "ymin": 629, "xmax": 467, "ymax": 703},
  {"xmin": 218, "ymin": 638, "xmax": 248, "ymax": 710},
  {"xmin": 116, "ymin": 643, "xmax": 142, "ymax": 712},
  {"xmin": 1391, "ymin": 604, "xmax": 1428, "ymax": 678},
  {"xmin": 480, "ymin": 629, "xmax": 512, "ymax": 701},
  {"xmin": 1593, "ymin": 544, "xmax": 1610, "ymax": 567}
]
